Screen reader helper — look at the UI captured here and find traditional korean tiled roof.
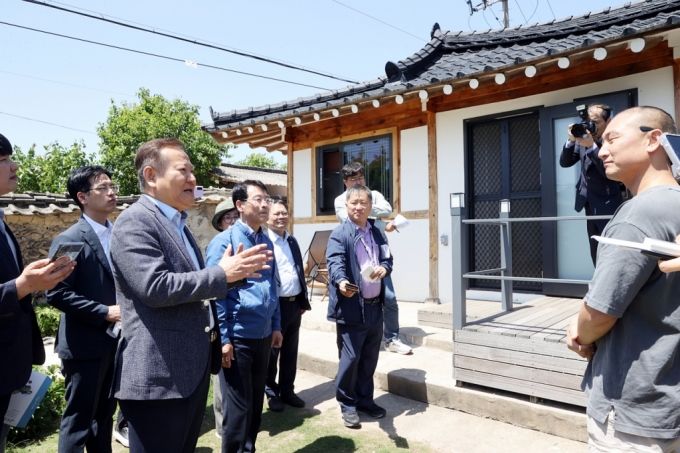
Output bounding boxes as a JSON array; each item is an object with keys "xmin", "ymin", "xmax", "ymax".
[
  {"xmin": 0, "ymin": 187, "xmax": 231, "ymax": 216},
  {"xmin": 212, "ymin": 163, "xmax": 287, "ymax": 187},
  {"xmin": 204, "ymin": 0, "xmax": 680, "ymax": 133}
]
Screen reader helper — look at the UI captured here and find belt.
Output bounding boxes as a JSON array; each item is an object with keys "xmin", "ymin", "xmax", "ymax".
[
  {"xmin": 280, "ymin": 293, "xmax": 301, "ymax": 302},
  {"xmin": 363, "ymin": 297, "xmax": 380, "ymax": 305}
]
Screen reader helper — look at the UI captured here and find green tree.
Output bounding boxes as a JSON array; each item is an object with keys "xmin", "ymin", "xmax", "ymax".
[
  {"xmin": 97, "ymin": 88, "xmax": 231, "ymax": 195},
  {"xmin": 236, "ymin": 152, "xmax": 286, "ymax": 170},
  {"xmin": 12, "ymin": 141, "xmax": 95, "ymax": 194}
]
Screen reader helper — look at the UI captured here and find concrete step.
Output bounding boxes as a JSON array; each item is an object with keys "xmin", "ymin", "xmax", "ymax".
[{"xmin": 298, "ymin": 298, "xmax": 587, "ymax": 443}]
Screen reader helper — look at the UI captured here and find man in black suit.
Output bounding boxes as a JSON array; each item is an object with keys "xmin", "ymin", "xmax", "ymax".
[
  {"xmin": 47, "ymin": 166, "xmax": 121, "ymax": 453},
  {"xmin": 264, "ymin": 200, "xmax": 311, "ymax": 412},
  {"xmin": 0, "ymin": 133, "xmax": 75, "ymax": 452},
  {"xmin": 559, "ymin": 103, "xmax": 624, "ymax": 264}
]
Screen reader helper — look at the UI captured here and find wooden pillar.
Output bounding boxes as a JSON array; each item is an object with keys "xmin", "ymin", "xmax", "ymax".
[
  {"xmin": 673, "ymin": 58, "xmax": 680, "ymax": 125},
  {"xmin": 426, "ymin": 111, "xmax": 440, "ymax": 304},
  {"xmin": 286, "ymin": 143, "xmax": 294, "ymax": 236}
]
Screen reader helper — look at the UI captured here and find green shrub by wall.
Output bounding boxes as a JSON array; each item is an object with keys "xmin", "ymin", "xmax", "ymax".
[{"xmin": 33, "ymin": 304, "xmax": 60, "ymax": 338}]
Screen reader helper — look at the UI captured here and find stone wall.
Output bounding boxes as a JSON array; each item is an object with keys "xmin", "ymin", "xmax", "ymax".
[{"xmin": 4, "ymin": 194, "xmax": 228, "ymax": 265}]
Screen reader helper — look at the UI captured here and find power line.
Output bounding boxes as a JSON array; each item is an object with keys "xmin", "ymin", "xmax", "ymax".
[
  {"xmin": 513, "ymin": 0, "xmax": 528, "ymax": 24},
  {"xmin": 0, "ymin": 111, "xmax": 97, "ymax": 135},
  {"xmin": 527, "ymin": 0, "xmax": 540, "ymax": 23},
  {"xmin": 0, "ymin": 22, "xmax": 332, "ymax": 91},
  {"xmin": 0, "ymin": 70, "xmax": 134, "ymax": 97},
  {"xmin": 22, "ymin": 0, "xmax": 359, "ymax": 85},
  {"xmin": 331, "ymin": 0, "xmax": 426, "ymax": 42},
  {"xmin": 545, "ymin": 0, "xmax": 557, "ymax": 20}
]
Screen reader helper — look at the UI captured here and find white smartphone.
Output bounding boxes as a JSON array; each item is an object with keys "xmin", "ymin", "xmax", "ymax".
[
  {"xmin": 194, "ymin": 186, "xmax": 204, "ymax": 198},
  {"xmin": 659, "ymin": 133, "xmax": 680, "ymax": 178}
]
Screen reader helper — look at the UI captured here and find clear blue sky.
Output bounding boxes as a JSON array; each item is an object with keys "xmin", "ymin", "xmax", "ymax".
[{"xmin": 1, "ymin": 0, "xmax": 620, "ymax": 166}]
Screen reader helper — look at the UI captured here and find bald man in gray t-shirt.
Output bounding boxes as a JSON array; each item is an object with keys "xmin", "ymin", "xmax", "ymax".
[{"xmin": 567, "ymin": 106, "xmax": 680, "ymax": 451}]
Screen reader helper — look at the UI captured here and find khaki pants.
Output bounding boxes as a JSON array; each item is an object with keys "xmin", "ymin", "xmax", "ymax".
[{"xmin": 588, "ymin": 411, "xmax": 680, "ymax": 453}]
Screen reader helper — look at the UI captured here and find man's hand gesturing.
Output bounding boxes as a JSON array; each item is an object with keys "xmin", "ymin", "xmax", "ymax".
[{"xmin": 218, "ymin": 243, "xmax": 273, "ymax": 282}]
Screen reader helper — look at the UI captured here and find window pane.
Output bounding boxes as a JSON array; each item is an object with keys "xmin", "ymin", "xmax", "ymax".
[
  {"xmin": 342, "ymin": 137, "xmax": 392, "ymax": 202},
  {"xmin": 315, "ymin": 134, "xmax": 392, "ymax": 216}
]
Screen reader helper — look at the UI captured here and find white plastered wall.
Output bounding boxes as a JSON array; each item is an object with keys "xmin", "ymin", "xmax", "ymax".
[
  {"xmin": 292, "ymin": 148, "xmax": 312, "ymax": 218},
  {"xmin": 435, "ymin": 67, "xmax": 675, "ymax": 303}
]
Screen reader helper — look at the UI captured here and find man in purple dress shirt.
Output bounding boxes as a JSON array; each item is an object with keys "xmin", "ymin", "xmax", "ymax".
[{"xmin": 326, "ymin": 185, "xmax": 394, "ymax": 428}]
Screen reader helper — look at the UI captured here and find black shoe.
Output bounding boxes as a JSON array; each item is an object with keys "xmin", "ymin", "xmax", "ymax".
[
  {"xmin": 357, "ymin": 403, "xmax": 386, "ymax": 419},
  {"xmin": 281, "ymin": 393, "xmax": 305, "ymax": 408},
  {"xmin": 342, "ymin": 411, "xmax": 361, "ymax": 428},
  {"xmin": 268, "ymin": 396, "xmax": 285, "ymax": 412}
]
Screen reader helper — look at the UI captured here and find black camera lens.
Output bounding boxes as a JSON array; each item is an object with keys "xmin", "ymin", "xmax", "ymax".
[{"xmin": 572, "ymin": 121, "xmax": 597, "ymax": 138}]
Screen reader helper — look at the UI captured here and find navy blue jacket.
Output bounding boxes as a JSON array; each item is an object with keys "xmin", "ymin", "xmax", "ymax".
[
  {"xmin": 46, "ymin": 217, "xmax": 118, "ymax": 360},
  {"xmin": 0, "ymin": 222, "xmax": 45, "ymax": 396},
  {"xmin": 326, "ymin": 219, "xmax": 393, "ymax": 326},
  {"xmin": 559, "ymin": 140, "xmax": 623, "ymax": 215}
]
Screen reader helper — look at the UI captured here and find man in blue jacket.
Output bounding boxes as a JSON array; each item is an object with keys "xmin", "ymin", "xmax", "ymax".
[
  {"xmin": 326, "ymin": 185, "xmax": 393, "ymax": 428},
  {"xmin": 206, "ymin": 180, "xmax": 282, "ymax": 453}
]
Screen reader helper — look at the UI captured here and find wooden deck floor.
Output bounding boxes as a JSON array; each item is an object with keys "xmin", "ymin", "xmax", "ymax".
[{"xmin": 418, "ymin": 296, "xmax": 589, "ymax": 407}]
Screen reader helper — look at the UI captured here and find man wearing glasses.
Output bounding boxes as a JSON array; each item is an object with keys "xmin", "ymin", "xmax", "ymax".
[
  {"xmin": 566, "ymin": 107, "xmax": 680, "ymax": 451},
  {"xmin": 264, "ymin": 200, "xmax": 311, "ymax": 412},
  {"xmin": 206, "ymin": 180, "xmax": 282, "ymax": 453},
  {"xmin": 47, "ymin": 166, "xmax": 122, "ymax": 452},
  {"xmin": 334, "ymin": 162, "xmax": 411, "ymax": 355}
]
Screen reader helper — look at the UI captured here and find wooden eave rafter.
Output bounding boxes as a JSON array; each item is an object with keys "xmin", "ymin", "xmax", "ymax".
[{"xmin": 211, "ymin": 32, "xmax": 670, "ymax": 150}]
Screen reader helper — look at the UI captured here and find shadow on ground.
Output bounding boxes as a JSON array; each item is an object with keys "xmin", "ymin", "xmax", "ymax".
[
  {"xmin": 369, "ymin": 368, "xmax": 429, "ymax": 449},
  {"xmin": 293, "ymin": 435, "xmax": 355, "ymax": 453}
]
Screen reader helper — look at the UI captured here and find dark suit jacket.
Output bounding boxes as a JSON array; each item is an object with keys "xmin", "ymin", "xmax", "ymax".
[
  {"xmin": 0, "ymin": 222, "xmax": 45, "ymax": 396},
  {"xmin": 559, "ymin": 140, "xmax": 623, "ymax": 215},
  {"xmin": 46, "ymin": 217, "xmax": 118, "ymax": 360},
  {"xmin": 110, "ymin": 195, "xmax": 229, "ymax": 400},
  {"xmin": 286, "ymin": 234, "xmax": 311, "ymax": 311}
]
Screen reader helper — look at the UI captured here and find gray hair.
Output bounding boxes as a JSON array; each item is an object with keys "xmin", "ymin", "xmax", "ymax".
[{"xmin": 346, "ymin": 184, "xmax": 372, "ymax": 201}]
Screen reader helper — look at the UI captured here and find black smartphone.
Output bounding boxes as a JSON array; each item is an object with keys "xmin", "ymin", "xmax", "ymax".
[
  {"xmin": 660, "ymin": 133, "xmax": 680, "ymax": 178},
  {"xmin": 344, "ymin": 282, "xmax": 359, "ymax": 292},
  {"xmin": 49, "ymin": 242, "xmax": 84, "ymax": 271}
]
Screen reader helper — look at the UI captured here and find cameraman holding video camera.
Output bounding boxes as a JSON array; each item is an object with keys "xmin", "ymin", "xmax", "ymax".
[{"xmin": 560, "ymin": 103, "xmax": 624, "ymax": 264}]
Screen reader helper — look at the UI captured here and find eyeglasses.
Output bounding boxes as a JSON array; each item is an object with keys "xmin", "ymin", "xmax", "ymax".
[
  {"xmin": 220, "ymin": 215, "xmax": 239, "ymax": 224},
  {"xmin": 246, "ymin": 197, "xmax": 273, "ymax": 206},
  {"xmin": 346, "ymin": 175, "xmax": 365, "ymax": 183},
  {"xmin": 87, "ymin": 184, "xmax": 119, "ymax": 194}
]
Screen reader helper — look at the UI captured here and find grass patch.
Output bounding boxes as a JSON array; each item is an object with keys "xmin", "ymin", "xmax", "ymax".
[{"xmin": 9, "ymin": 380, "xmax": 434, "ymax": 453}]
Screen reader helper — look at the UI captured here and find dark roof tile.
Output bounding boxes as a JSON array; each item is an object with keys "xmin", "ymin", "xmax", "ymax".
[{"xmin": 205, "ymin": 0, "xmax": 680, "ymax": 132}]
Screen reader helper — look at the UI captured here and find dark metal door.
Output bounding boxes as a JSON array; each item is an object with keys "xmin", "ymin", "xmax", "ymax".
[{"xmin": 468, "ymin": 113, "xmax": 542, "ymax": 291}]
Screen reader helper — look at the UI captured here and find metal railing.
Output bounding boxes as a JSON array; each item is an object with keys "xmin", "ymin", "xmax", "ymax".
[{"xmin": 449, "ymin": 193, "xmax": 612, "ymax": 330}]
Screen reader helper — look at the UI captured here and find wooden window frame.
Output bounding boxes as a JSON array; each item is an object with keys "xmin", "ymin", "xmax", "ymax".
[{"xmin": 310, "ymin": 127, "xmax": 400, "ymax": 224}]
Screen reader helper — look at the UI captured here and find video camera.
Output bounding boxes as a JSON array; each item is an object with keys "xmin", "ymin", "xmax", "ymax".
[{"xmin": 570, "ymin": 104, "xmax": 598, "ymax": 138}]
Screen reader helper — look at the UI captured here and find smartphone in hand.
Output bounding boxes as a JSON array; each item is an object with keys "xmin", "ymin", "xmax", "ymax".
[{"xmin": 49, "ymin": 242, "xmax": 84, "ymax": 271}]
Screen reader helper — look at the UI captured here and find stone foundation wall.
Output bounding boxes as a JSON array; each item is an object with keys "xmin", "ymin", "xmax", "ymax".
[{"xmin": 4, "ymin": 196, "xmax": 225, "ymax": 265}]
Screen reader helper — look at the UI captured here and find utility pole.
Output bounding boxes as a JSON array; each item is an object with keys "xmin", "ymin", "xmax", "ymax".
[{"xmin": 466, "ymin": 0, "xmax": 510, "ymax": 28}]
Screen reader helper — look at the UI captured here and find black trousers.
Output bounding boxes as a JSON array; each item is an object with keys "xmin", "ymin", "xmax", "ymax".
[
  {"xmin": 58, "ymin": 349, "xmax": 117, "ymax": 453},
  {"xmin": 222, "ymin": 335, "xmax": 272, "ymax": 453},
  {"xmin": 265, "ymin": 295, "xmax": 303, "ymax": 399},
  {"xmin": 335, "ymin": 303, "xmax": 383, "ymax": 412},
  {"xmin": 585, "ymin": 203, "xmax": 611, "ymax": 266},
  {"xmin": 119, "ymin": 362, "xmax": 210, "ymax": 453},
  {"xmin": 0, "ymin": 393, "xmax": 11, "ymax": 453}
]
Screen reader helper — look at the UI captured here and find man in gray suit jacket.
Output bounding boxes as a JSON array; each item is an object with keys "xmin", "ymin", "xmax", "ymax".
[{"xmin": 110, "ymin": 138, "xmax": 272, "ymax": 453}]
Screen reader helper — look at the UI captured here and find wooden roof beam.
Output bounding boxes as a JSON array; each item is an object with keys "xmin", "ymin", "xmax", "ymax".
[
  {"xmin": 248, "ymin": 135, "xmax": 286, "ymax": 149},
  {"xmin": 226, "ymin": 129, "xmax": 281, "ymax": 145}
]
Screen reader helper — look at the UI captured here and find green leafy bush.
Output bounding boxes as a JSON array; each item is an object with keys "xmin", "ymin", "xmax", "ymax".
[
  {"xmin": 7, "ymin": 364, "xmax": 66, "ymax": 448},
  {"xmin": 33, "ymin": 304, "xmax": 60, "ymax": 338}
]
